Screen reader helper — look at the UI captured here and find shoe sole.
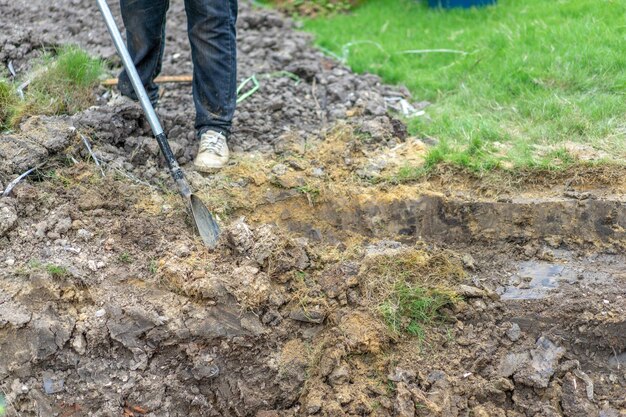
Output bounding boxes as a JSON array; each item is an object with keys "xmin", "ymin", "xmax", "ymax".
[{"xmin": 193, "ymin": 164, "xmax": 224, "ymax": 173}]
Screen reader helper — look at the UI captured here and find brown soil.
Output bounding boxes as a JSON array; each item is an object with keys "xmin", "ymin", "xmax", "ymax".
[{"xmin": 1, "ymin": 1, "xmax": 625, "ymax": 417}]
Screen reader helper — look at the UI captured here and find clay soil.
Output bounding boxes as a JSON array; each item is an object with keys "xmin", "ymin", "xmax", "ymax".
[{"xmin": 1, "ymin": 1, "xmax": 625, "ymax": 416}]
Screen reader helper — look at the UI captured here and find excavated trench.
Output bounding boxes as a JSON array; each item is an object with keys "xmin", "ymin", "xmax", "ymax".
[
  {"xmin": 245, "ymin": 190, "xmax": 626, "ymax": 414},
  {"xmin": 260, "ymin": 192, "xmax": 626, "ymax": 245},
  {"xmin": 1, "ymin": 163, "xmax": 625, "ymax": 416}
]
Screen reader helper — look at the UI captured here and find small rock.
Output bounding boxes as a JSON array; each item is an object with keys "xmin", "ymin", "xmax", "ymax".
[
  {"xmin": 174, "ymin": 244, "xmax": 191, "ymax": 258},
  {"xmin": 462, "ymin": 254, "xmax": 477, "ymax": 271},
  {"xmin": 0, "ymin": 202, "xmax": 18, "ymax": 237},
  {"xmin": 95, "ymin": 309, "xmax": 106, "ymax": 318},
  {"xmin": 514, "ymin": 336, "xmax": 565, "ymax": 388},
  {"xmin": 5, "ymin": 258, "xmax": 15, "ymax": 266},
  {"xmin": 311, "ymin": 167, "xmax": 324, "ymax": 178},
  {"xmin": 192, "ymin": 363, "xmax": 220, "ymax": 380},
  {"xmin": 562, "ymin": 372, "xmax": 598, "ymax": 417},
  {"xmin": 506, "ymin": 323, "xmax": 522, "ymax": 342},
  {"xmin": 76, "ymin": 228, "xmax": 93, "ymax": 241},
  {"xmin": 497, "ymin": 352, "xmax": 530, "ymax": 378},
  {"xmin": 88, "ymin": 260, "xmax": 97, "ymax": 272},
  {"xmin": 458, "ymin": 284, "xmax": 486, "ymax": 298},
  {"xmin": 42, "ymin": 375, "xmax": 64, "ymax": 394},
  {"xmin": 54, "ymin": 217, "xmax": 72, "ymax": 235},
  {"xmin": 426, "ymin": 370, "xmax": 447, "ymax": 385},
  {"xmin": 328, "ymin": 364, "xmax": 350, "ymax": 386},
  {"xmin": 224, "ymin": 219, "xmax": 255, "ymax": 254},
  {"xmin": 72, "ymin": 333, "xmax": 87, "ymax": 355},
  {"xmin": 289, "ymin": 307, "xmax": 326, "ymax": 324},
  {"xmin": 271, "ymin": 163, "xmax": 288, "ymax": 176},
  {"xmin": 388, "ymin": 367, "xmax": 417, "ymax": 383}
]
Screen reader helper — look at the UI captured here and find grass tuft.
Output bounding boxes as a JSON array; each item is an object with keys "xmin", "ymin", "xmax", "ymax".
[
  {"xmin": 359, "ymin": 248, "xmax": 464, "ymax": 337},
  {"xmin": 46, "ymin": 264, "xmax": 69, "ymax": 278},
  {"xmin": 118, "ymin": 251, "xmax": 134, "ymax": 264},
  {"xmin": 2, "ymin": 45, "xmax": 104, "ymax": 129},
  {"xmin": 0, "ymin": 79, "xmax": 18, "ymax": 129},
  {"xmin": 380, "ymin": 282, "xmax": 457, "ymax": 338}
]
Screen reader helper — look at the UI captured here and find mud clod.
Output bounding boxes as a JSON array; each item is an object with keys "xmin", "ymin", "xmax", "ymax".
[
  {"xmin": 514, "ymin": 337, "xmax": 566, "ymax": 389},
  {"xmin": 0, "ymin": 201, "xmax": 18, "ymax": 237}
]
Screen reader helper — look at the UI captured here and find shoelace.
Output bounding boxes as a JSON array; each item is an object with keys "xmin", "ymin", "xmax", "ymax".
[{"xmin": 199, "ymin": 134, "xmax": 226, "ymax": 156}]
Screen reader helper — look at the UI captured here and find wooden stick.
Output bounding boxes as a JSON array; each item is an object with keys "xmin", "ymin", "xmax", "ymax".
[{"xmin": 101, "ymin": 75, "xmax": 193, "ymax": 86}]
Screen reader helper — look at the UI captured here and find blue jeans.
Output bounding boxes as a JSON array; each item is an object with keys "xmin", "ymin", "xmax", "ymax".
[{"xmin": 118, "ymin": 0, "xmax": 237, "ymax": 137}]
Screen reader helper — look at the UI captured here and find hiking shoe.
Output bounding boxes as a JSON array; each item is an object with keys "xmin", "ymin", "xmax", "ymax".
[{"xmin": 194, "ymin": 130, "xmax": 229, "ymax": 172}]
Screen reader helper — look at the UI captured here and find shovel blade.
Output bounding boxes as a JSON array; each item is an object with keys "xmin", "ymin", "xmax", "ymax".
[{"xmin": 190, "ymin": 194, "xmax": 220, "ymax": 248}]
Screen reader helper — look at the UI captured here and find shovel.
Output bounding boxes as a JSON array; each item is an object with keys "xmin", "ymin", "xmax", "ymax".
[{"xmin": 97, "ymin": 0, "xmax": 220, "ymax": 248}]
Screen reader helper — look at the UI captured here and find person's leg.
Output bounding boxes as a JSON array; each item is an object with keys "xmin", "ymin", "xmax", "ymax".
[
  {"xmin": 184, "ymin": 0, "xmax": 238, "ymax": 137},
  {"xmin": 118, "ymin": 0, "xmax": 170, "ymax": 105}
]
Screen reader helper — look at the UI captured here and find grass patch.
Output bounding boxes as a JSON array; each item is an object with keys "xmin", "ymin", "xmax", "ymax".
[
  {"xmin": 1, "ymin": 45, "xmax": 105, "ymax": 129},
  {"xmin": 148, "ymin": 259, "xmax": 158, "ymax": 275},
  {"xmin": 296, "ymin": 183, "xmax": 322, "ymax": 203},
  {"xmin": 45, "ymin": 264, "xmax": 69, "ymax": 278},
  {"xmin": 380, "ymin": 282, "xmax": 457, "ymax": 338},
  {"xmin": 118, "ymin": 251, "xmax": 134, "ymax": 264},
  {"xmin": 359, "ymin": 248, "xmax": 464, "ymax": 337},
  {"xmin": 303, "ymin": 0, "xmax": 626, "ymax": 169},
  {"xmin": 0, "ymin": 79, "xmax": 18, "ymax": 130}
]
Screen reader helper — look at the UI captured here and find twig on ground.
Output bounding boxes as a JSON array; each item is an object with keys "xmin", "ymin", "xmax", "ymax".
[
  {"xmin": 101, "ymin": 75, "xmax": 193, "ymax": 86},
  {"xmin": 80, "ymin": 133, "xmax": 105, "ymax": 177},
  {"xmin": 311, "ymin": 77, "xmax": 327, "ymax": 131}
]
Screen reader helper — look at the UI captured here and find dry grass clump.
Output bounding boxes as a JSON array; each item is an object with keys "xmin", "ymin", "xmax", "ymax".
[
  {"xmin": 271, "ymin": 0, "xmax": 361, "ymax": 17},
  {"xmin": 2, "ymin": 46, "xmax": 104, "ymax": 129},
  {"xmin": 359, "ymin": 248, "xmax": 465, "ymax": 302},
  {"xmin": 359, "ymin": 247, "xmax": 465, "ymax": 337}
]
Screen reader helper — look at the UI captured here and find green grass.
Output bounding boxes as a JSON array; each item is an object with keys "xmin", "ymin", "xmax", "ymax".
[
  {"xmin": 118, "ymin": 251, "xmax": 134, "ymax": 264},
  {"xmin": 45, "ymin": 264, "xmax": 69, "ymax": 278},
  {"xmin": 380, "ymin": 282, "xmax": 457, "ymax": 338},
  {"xmin": 0, "ymin": 79, "xmax": 18, "ymax": 129},
  {"xmin": 1, "ymin": 45, "xmax": 105, "ymax": 129},
  {"xmin": 303, "ymin": 0, "xmax": 626, "ymax": 170}
]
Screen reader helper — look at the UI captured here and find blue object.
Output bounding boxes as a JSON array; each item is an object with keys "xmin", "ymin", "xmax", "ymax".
[{"xmin": 428, "ymin": 0, "xmax": 496, "ymax": 8}]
